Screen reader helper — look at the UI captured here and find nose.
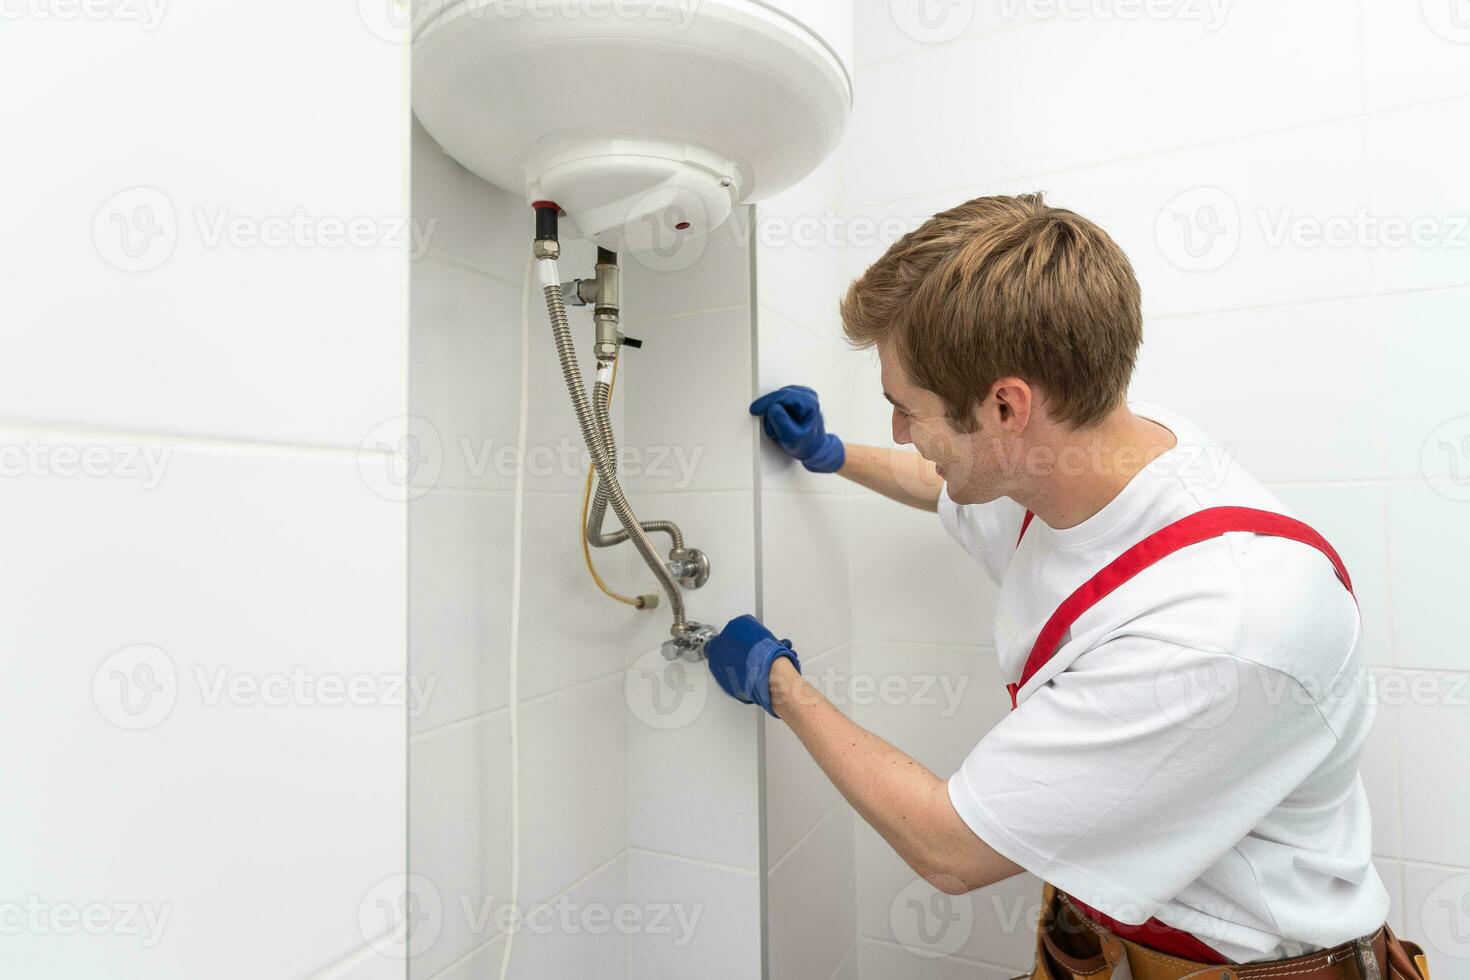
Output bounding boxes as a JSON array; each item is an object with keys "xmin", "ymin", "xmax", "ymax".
[{"xmin": 892, "ymin": 407, "xmax": 911, "ymax": 446}]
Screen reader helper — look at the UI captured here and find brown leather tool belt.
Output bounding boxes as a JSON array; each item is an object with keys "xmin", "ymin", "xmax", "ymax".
[{"xmin": 1021, "ymin": 883, "xmax": 1432, "ymax": 980}]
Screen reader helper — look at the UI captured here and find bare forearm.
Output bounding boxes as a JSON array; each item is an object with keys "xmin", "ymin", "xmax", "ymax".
[
  {"xmin": 837, "ymin": 444, "xmax": 943, "ymax": 512},
  {"xmin": 767, "ymin": 659, "xmax": 1020, "ymax": 894}
]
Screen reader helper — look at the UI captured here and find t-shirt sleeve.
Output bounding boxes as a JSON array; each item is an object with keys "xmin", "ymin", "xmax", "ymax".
[
  {"xmin": 946, "ymin": 637, "xmax": 1340, "ymax": 924},
  {"xmin": 936, "ymin": 489, "xmax": 1027, "ymax": 583}
]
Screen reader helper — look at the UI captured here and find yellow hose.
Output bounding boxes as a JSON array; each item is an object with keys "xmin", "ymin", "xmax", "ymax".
[{"xmin": 579, "ymin": 356, "xmax": 643, "ymax": 607}]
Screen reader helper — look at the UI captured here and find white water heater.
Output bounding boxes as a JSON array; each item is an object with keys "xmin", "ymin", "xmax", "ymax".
[{"xmin": 411, "ymin": 0, "xmax": 852, "ymax": 250}]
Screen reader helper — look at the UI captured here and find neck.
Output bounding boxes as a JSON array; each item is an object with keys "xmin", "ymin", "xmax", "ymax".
[{"xmin": 1013, "ymin": 407, "xmax": 1176, "ymax": 531}]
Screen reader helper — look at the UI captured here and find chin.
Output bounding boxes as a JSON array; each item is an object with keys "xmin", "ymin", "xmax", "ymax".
[{"xmin": 944, "ymin": 480, "xmax": 1000, "ymax": 507}]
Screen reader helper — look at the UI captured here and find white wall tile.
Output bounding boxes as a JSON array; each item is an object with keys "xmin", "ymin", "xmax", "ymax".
[
  {"xmin": 1133, "ymin": 300, "xmax": 1385, "ymax": 482},
  {"xmin": 1036, "ymin": 119, "xmax": 1373, "ymax": 319},
  {"xmin": 310, "ymin": 942, "xmax": 410, "ymax": 980},
  {"xmin": 409, "ymin": 256, "xmax": 522, "ymax": 493},
  {"xmin": 1, "ymin": 6, "xmax": 406, "ymax": 446},
  {"xmin": 1366, "ymin": 98, "xmax": 1470, "ymax": 294},
  {"xmin": 0, "ymin": 438, "xmax": 405, "ymax": 978},
  {"xmin": 412, "ymin": 119, "xmax": 529, "ymax": 281},
  {"xmin": 1394, "ymin": 673, "xmax": 1470, "ymax": 867},
  {"xmin": 832, "ymin": 939, "xmax": 859, "ymax": 980},
  {"xmin": 858, "ymin": 938, "xmax": 1019, "ymax": 980},
  {"xmin": 517, "ymin": 675, "xmax": 627, "ymax": 907},
  {"xmin": 1268, "ymin": 485, "xmax": 1392, "ymax": 667},
  {"xmin": 619, "ymin": 207, "xmax": 754, "ymax": 321},
  {"xmin": 1358, "ymin": 682, "xmax": 1404, "ymax": 858},
  {"xmin": 1376, "ymin": 858, "xmax": 1407, "ymax": 934},
  {"xmin": 516, "ymin": 492, "xmax": 635, "ymax": 702},
  {"xmin": 756, "ymin": 309, "xmax": 857, "ymax": 495},
  {"xmin": 620, "ymin": 306, "xmax": 755, "ymax": 494},
  {"xmin": 505, "ymin": 855, "xmax": 628, "ymax": 980},
  {"xmin": 852, "ymin": 1, "xmax": 998, "ymax": 69},
  {"xmin": 769, "ymin": 806, "xmax": 858, "ymax": 980},
  {"xmin": 409, "ymin": 712, "xmax": 511, "ymax": 978},
  {"xmin": 1377, "ymin": 289, "xmax": 1470, "ymax": 482},
  {"xmin": 409, "ymin": 490, "xmax": 513, "ymax": 733},
  {"xmin": 1401, "ymin": 862, "xmax": 1470, "ymax": 975},
  {"xmin": 1364, "ymin": 0, "xmax": 1470, "ymax": 111},
  {"xmin": 626, "ymin": 651, "xmax": 762, "ymax": 869},
  {"xmin": 848, "ymin": 496, "xmax": 997, "ymax": 647},
  {"xmin": 628, "ymin": 850, "xmax": 761, "ymax": 980},
  {"xmin": 762, "ymin": 490, "xmax": 854, "ymax": 657},
  {"xmin": 411, "ymin": 858, "xmax": 629, "ymax": 980},
  {"xmin": 856, "ymin": 820, "xmax": 1041, "ymax": 971},
  {"xmin": 846, "ymin": 2, "xmax": 1361, "ymax": 209},
  {"xmin": 849, "ymin": 642, "xmax": 1009, "ymax": 778},
  {"xmin": 755, "ymin": 199, "xmax": 850, "ymax": 348},
  {"xmin": 766, "ymin": 645, "xmax": 852, "ymax": 868},
  {"xmin": 1386, "ymin": 485, "xmax": 1470, "ymax": 672}
]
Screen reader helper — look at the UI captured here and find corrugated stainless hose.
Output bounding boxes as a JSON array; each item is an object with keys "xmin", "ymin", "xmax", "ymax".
[
  {"xmin": 588, "ymin": 377, "xmax": 685, "ymax": 552},
  {"xmin": 538, "ymin": 258, "xmax": 686, "ymax": 631}
]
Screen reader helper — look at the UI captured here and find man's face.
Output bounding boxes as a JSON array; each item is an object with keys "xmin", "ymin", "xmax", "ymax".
[{"xmin": 878, "ymin": 338, "xmax": 1007, "ymax": 505}]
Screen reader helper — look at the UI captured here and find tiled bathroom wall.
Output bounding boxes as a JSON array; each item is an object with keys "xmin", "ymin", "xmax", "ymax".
[
  {"xmin": 2, "ymin": 5, "xmax": 410, "ymax": 978},
  {"xmin": 407, "ymin": 122, "xmax": 764, "ymax": 978}
]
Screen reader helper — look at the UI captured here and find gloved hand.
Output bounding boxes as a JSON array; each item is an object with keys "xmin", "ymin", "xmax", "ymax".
[
  {"xmin": 749, "ymin": 385, "xmax": 845, "ymax": 473},
  {"xmin": 705, "ymin": 614, "xmax": 802, "ymax": 718}
]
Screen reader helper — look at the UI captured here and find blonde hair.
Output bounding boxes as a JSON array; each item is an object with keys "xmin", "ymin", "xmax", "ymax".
[{"xmin": 840, "ymin": 193, "xmax": 1142, "ymax": 430}]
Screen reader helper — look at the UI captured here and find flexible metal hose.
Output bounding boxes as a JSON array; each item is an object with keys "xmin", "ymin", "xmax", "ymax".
[
  {"xmin": 587, "ymin": 378, "xmax": 685, "ymax": 552},
  {"xmin": 540, "ymin": 261, "xmax": 686, "ymax": 630}
]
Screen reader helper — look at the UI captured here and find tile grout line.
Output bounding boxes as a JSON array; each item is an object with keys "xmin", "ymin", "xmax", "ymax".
[
  {"xmin": 408, "ymin": 667, "xmax": 625, "ymax": 743},
  {"xmin": 627, "ymin": 845, "xmax": 759, "ymax": 877},
  {"xmin": 767, "ymin": 798, "xmax": 847, "ymax": 878}
]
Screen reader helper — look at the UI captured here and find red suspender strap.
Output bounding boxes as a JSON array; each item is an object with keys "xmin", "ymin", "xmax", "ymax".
[
  {"xmin": 1003, "ymin": 506, "xmax": 1355, "ymax": 966},
  {"xmin": 1016, "ymin": 510, "xmax": 1036, "ymax": 547},
  {"xmin": 1004, "ymin": 506, "xmax": 1353, "ymax": 710}
]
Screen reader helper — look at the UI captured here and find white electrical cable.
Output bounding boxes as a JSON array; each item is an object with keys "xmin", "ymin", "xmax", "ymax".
[{"xmin": 497, "ymin": 253, "xmax": 533, "ymax": 980}]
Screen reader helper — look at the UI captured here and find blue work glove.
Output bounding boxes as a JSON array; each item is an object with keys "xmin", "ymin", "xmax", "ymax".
[
  {"xmin": 705, "ymin": 614, "xmax": 802, "ymax": 718},
  {"xmin": 749, "ymin": 385, "xmax": 845, "ymax": 473}
]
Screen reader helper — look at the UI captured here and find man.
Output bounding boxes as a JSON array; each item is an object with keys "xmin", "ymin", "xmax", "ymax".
[{"xmin": 706, "ymin": 195, "xmax": 1429, "ymax": 977}]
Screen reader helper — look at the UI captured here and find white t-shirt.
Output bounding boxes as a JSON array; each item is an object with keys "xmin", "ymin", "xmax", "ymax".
[{"xmin": 940, "ymin": 404, "xmax": 1388, "ymax": 964}]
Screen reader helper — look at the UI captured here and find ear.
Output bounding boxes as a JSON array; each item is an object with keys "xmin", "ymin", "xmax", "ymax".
[{"xmin": 988, "ymin": 377, "xmax": 1033, "ymax": 432}]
